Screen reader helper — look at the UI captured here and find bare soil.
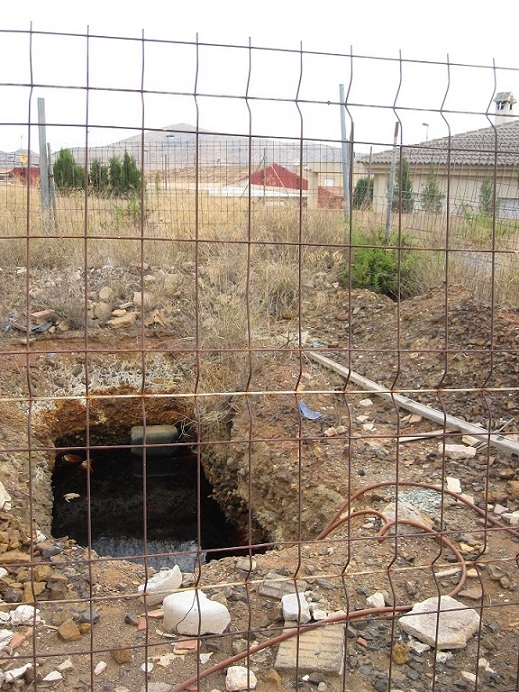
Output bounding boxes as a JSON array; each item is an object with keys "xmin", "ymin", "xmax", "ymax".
[{"xmin": 0, "ymin": 270, "xmax": 518, "ymax": 691}]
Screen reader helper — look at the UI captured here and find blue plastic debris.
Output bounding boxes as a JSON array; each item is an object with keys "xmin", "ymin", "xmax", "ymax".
[{"xmin": 298, "ymin": 402, "xmax": 324, "ymax": 421}]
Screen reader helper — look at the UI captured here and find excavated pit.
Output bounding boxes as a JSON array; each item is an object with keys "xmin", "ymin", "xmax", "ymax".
[
  {"xmin": 37, "ymin": 390, "xmax": 268, "ymax": 570},
  {"xmin": 51, "ymin": 443, "xmax": 246, "ymax": 570}
]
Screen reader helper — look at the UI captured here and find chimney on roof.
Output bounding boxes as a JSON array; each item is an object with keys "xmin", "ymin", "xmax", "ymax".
[{"xmin": 494, "ymin": 91, "xmax": 516, "ymax": 126}]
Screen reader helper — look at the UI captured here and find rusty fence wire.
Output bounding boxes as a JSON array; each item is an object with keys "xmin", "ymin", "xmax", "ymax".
[{"xmin": 0, "ymin": 28, "xmax": 518, "ymax": 692}]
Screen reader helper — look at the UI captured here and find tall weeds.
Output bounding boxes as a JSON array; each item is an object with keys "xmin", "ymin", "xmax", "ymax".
[{"xmin": 1, "ymin": 183, "xmax": 517, "ymax": 307}]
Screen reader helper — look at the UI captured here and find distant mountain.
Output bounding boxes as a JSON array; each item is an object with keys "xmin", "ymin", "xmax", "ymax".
[{"xmin": 65, "ymin": 123, "xmax": 342, "ymax": 170}]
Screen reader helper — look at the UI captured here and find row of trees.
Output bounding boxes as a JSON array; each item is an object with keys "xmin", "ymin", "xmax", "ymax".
[
  {"xmin": 353, "ymin": 162, "xmax": 498, "ymax": 216},
  {"xmin": 53, "ymin": 149, "xmax": 142, "ymax": 195}
]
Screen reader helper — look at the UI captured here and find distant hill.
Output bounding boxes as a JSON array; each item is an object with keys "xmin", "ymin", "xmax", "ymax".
[{"xmin": 65, "ymin": 123, "xmax": 342, "ymax": 170}]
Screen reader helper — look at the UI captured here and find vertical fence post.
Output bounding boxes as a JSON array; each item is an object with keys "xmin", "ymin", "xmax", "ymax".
[
  {"xmin": 339, "ymin": 84, "xmax": 350, "ymax": 219},
  {"xmin": 47, "ymin": 143, "xmax": 58, "ymax": 228},
  {"xmin": 385, "ymin": 121, "xmax": 400, "ymax": 241},
  {"xmin": 37, "ymin": 98, "xmax": 51, "ymax": 229}
]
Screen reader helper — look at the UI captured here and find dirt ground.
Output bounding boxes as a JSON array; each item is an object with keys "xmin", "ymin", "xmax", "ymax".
[{"xmin": 0, "ymin": 267, "xmax": 518, "ymax": 691}]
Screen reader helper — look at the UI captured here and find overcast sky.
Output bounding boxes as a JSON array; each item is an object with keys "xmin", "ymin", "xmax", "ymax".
[{"xmin": 2, "ymin": 0, "xmax": 518, "ymax": 154}]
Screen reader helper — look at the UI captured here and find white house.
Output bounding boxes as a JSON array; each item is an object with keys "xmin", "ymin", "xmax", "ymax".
[{"xmin": 361, "ymin": 92, "xmax": 519, "ymax": 218}]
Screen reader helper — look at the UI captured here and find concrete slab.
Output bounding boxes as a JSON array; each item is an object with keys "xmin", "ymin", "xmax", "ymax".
[{"xmin": 275, "ymin": 623, "xmax": 345, "ymax": 676}]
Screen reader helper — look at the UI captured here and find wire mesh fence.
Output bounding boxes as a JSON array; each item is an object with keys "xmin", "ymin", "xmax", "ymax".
[{"xmin": 0, "ymin": 28, "xmax": 518, "ymax": 691}]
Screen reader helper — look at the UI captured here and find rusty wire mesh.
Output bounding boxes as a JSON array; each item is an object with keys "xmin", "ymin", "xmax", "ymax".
[{"xmin": 0, "ymin": 28, "xmax": 518, "ymax": 691}]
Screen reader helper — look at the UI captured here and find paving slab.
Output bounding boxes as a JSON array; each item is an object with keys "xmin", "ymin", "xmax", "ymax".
[{"xmin": 275, "ymin": 623, "xmax": 345, "ymax": 675}]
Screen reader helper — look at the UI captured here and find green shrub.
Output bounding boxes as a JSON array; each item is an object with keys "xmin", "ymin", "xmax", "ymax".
[
  {"xmin": 479, "ymin": 176, "xmax": 494, "ymax": 216},
  {"xmin": 54, "ymin": 149, "xmax": 85, "ymax": 191},
  {"xmin": 353, "ymin": 177, "xmax": 374, "ymax": 210},
  {"xmin": 340, "ymin": 227, "xmax": 420, "ymax": 300},
  {"xmin": 390, "ymin": 157, "xmax": 414, "ymax": 213},
  {"xmin": 89, "ymin": 158, "xmax": 110, "ymax": 194},
  {"xmin": 421, "ymin": 164, "xmax": 444, "ymax": 213}
]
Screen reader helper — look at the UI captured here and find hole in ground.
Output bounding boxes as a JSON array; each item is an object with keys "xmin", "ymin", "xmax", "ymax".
[{"xmin": 51, "ymin": 438, "xmax": 255, "ymax": 571}]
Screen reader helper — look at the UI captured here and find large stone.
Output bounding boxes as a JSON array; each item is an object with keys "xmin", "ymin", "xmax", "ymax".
[
  {"xmin": 22, "ymin": 581, "xmax": 46, "ymax": 603},
  {"xmin": 439, "ymin": 444, "xmax": 477, "ymax": 460},
  {"xmin": 1, "ymin": 550, "xmax": 30, "ymax": 564},
  {"xmin": 502, "ymin": 511, "xmax": 519, "ymax": 527},
  {"xmin": 107, "ymin": 312, "xmax": 137, "ymax": 329},
  {"xmin": 43, "ymin": 671, "xmax": 63, "ymax": 683},
  {"xmin": 163, "ymin": 589, "xmax": 231, "ymax": 635},
  {"xmin": 398, "ymin": 596, "xmax": 480, "ymax": 649},
  {"xmin": 94, "ymin": 302, "xmax": 112, "ymax": 321},
  {"xmin": 132, "ymin": 291, "xmax": 151, "ymax": 307},
  {"xmin": 226, "ymin": 666, "xmax": 257, "ymax": 691},
  {"xmin": 33, "ymin": 565, "xmax": 53, "ymax": 582},
  {"xmin": 10, "ymin": 605, "xmax": 40, "ymax": 625},
  {"xmin": 260, "ymin": 669, "xmax": 282, "ymax": 692},
  {"xmin": 138, "ymin": 566, "xmax": 182, "ymax": 607},
  {"xmin": 48, "ymin": 573, "xmax": 69, "ymax": 600},
  {"xmin": 281, "ymin": 592, "xmax": 311, "ymax": 624},
  {"xmin": 57, "ymin": 619, "xmax": 82, "ymax": 642},
  {"xmin": 366, "ymin": 592, "xmax": 386, "ymax": 609},
  {"xmin": 98, "ymin": 286, "xmax": 114, "ymax": 302},
  {"xmin": 381, "ymin": 501, "xmax": 434, "ymax": 533},
  {"xmin": 446, "ymin": 477, "xmax": 462, "ymax": 494},
  {"xmin": 4, "ymin": 663, "xmax": 32, "ymax": 682},
  {"xmin": 112, "ymin": 647, "xmax": 132, "ymax": 664}
]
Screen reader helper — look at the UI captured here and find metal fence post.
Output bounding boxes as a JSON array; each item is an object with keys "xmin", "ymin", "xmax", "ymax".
[
  {"xmin": 385, "ymin": 121, "xmax": 400, "ymax": 241},
  {"xmin": 37, "ymin": 98, "xmax": 51, "ymax": 229},
  {"xmin": 339, "ymin": 84, "xmax": 350, "ymax": 219}
]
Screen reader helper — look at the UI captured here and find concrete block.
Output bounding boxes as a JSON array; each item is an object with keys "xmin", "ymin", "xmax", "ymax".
[{"xmin": 275, "ymin": 622, "xmax": 345, "ymax": 675}]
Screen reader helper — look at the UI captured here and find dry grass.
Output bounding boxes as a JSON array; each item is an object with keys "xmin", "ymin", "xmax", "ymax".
[
  {"xmin": 1, "ymin": 182, "xmax": 518, "ymax": 313},
  {"xmin": 2, "ymin": 180, "xmax": 517, "ymax": 397}
]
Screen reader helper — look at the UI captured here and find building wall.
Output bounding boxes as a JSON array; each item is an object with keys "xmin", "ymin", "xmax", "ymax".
[
  {"xmin": 371, "ymin": 165, "xmax": 519, "ymax": 218},
  {"xmin": 305, "ymin": 160, "xmax": 365, "ymax": 209},
  {"xmin": 9, "ymin": 167, "xmax": 40, "ymax": 186}
]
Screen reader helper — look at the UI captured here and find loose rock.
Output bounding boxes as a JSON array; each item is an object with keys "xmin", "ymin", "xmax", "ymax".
[
  {"xmin": 58, "ymin": 619, "xmax": 82, "ymax": 642},
  {"xmin": 440, "ymin": 444, "xmax": 477, "ymax": 460},
  {"xmin": 225, "ymin": 666, "xmax": 257, "ymax": 691},
  {"xmin": 399, "ymin": 596, "xmax": 480, "ymax": 649},
  {"xmin": 112, "ymin": 647, "xmax": 133, "ymax": 664},
  {"xmin": 281, "ymin": 592, "xmax": 311, "ymax": 624}
]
